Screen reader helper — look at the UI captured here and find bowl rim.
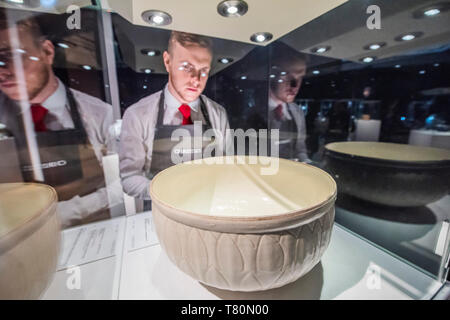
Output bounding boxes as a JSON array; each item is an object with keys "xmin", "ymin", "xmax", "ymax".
[
  {"xmin": 0, "ymin": 183, "xmax": 59, "ymax": 253},
  {"xmin": 325, "ymin": 141, "xmax": 450, "ymax": 168},
  {"xmin": 149, "ymin": 157, "xmax": 337, "ymax": 233}
]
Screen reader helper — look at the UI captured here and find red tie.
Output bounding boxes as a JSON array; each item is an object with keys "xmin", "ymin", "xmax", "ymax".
[
  {"xmin": 30, "ymin": 104, "xmax": 48, "ymax": 132},
  {"xmin": 178, "ymin": 104, "xmax": 193, "ymax": 125},
  {"xmin": 275, "ymin": 104, "xmax": 284, "ymax": 121}
]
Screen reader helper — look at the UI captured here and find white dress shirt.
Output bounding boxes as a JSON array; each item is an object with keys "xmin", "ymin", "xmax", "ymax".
[
  {"xmin": 119, "ymin": 85, "xmax": 231, "ymax": 200},
  {"xmin": 163, "ymin": 85, "xmax": 200, "ymax": 125},
  {"xmin": 39, "ymin": 77, "xmax": 75, "ymax": 130},
  {"xmin": 268, "ymin": 97, "xmax": 293, "ymax": 121}
]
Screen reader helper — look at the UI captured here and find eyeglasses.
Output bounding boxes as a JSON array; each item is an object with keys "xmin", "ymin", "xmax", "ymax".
[{"xmin": 177, "ymin": 61, "xmax": 209, "ymax": 78}]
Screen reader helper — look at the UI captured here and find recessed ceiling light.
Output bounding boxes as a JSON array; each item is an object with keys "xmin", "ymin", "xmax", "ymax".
[
  {"xmin": 360, "ymin": 56, "xmax": 375, "ymax": 63},
  {"xmin": 218, "ymin": 57, "xmax": 234, "ymax": 64},
  {"xmin": 141, "ymin": 49, "xmax": 161, "ymax": 57},
  {"xmin": 413, "ymin": 3, "xmax": 450, "ymax": 19},
  {"xmin": 425, "ymin": 8, "xmax": 440, "ymax": 16},
  {"xmin": 250, "ymin": 32, "xmax": 273, "ymax": 43},
  {"xmin": 142, "ymin": 10, "xmax": 172, "ymax": 26},
  {"xmin": 57, "ymin": 42, "xmax": 69, "ymax": 49},
  {"xmin": 217, "ymin": 0, "xmax": 248, "ymax": 17},
  {"xmin": 82, "ymin": 65, "xmax": 92, "ymax": 70},
  {"xmin": 395, "ymin": 32, "xmax": 423, "ymax": 42},
  {"xmin": 312, "ymin": 70, "xmax": 320, "ymax": 75},
  {"xmin": 240, "ymin": 75, "xmax": 247, "ymax": 80},
  {"xmin": 311, "ymin": 46, "xmax": 331, "ymax": 54},
  {"xmin": 364, "ymin": 42, "xmax": 386, "ymax": 51}
]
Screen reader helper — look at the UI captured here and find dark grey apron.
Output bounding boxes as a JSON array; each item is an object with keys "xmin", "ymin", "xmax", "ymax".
[
  {"xmin": 269, "ymin": 106, "xmax": 298, "ymax": 159},
  {"xmin": 144, "ymin": 91, "xmax": 214, "ymax": 210},
  {"xmin": 14, "ymin": 86, "xmax": 105, "ymax": 201}
]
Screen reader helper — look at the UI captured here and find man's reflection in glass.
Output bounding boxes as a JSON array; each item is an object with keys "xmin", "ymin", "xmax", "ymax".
[
  {"xmin": 268, "ymin": 42, "xmax": 311, "ymax": 163},
  {"xmin": 0, "ymin": 10, "xmax": 116, "ymax": 228}
]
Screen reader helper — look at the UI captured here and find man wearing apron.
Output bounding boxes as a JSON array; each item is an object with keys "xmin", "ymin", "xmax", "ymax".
[
  {"xmin": 268, "ymin": 42, "xmax": 311, "ymax": 163},
  {"xmin": 119, "ymin": 31, "xmax": 231, "ymax": 209},
  {"xmin": 0, "ymin": 13, "xmax": 115, "ymax": 227}
]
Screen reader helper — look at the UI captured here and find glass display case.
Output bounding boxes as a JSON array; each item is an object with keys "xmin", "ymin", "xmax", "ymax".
[{"xmin": 0, "ymin": 0, "xmax": 449, "ymax": 301}]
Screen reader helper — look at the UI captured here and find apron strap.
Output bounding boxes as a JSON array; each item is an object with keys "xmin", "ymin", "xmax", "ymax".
[
  {"xmin": 156, "ymin": 89, "xmax": 212, "ymax": 130},
  {"xmin": 64, "ymin": 86, "xmax": 88, "ymax": 144}
]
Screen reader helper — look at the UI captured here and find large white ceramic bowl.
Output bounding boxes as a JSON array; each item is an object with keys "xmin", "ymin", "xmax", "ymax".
[
  {"xmin": 0, "ymin": 183, "xmax": 60, "ymax": 299},
  {"xmin": 150, "ymin": 156, "xmax": 336, "ymax": 291}
]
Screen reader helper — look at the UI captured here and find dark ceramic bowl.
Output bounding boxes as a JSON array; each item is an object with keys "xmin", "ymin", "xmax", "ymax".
[{"xmin": 322, "ymin": 142, "xmax": 450, "ymax": 207}]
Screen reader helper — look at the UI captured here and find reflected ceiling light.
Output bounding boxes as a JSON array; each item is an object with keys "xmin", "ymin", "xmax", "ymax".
[
  {"xmin": 2, "ymin": 0, "xmax": 40, "ymax": 8},
  {"xmin": 141, "ymin": 49, "xmax": 161, "ymax": 57},
  {"xmin": 57, "ymin": 42, "xmax": 69, "ymax": 49},
  {"xmin": 419, "ymin": 70, "xmax": 426, "ymax": 74},
  {"xmin": 269, "ymin": 74, "xmax": 276, "ymax": 78},
  {"xmin": 311, "ymin": 46, "xmax": 331, "ymax": 54},
  {"xmin": 141, "ymin": 10, "xmax": 172, "ymax": 26},
  {"xmin": 250, "ymin": 32, "xmax": 273, "ymax": 43},
  {"xmin": 433, "ymin": 63, "xmax": 440, "ymax": 67},
  {"xmin": 395, "ymin": 64, "xmax": 401, "ymax": 68},
  {"xmin": 360, "ymin": 56, "xmax": 375, "ymax": 63},
  {"xmin": 217, "ymin": 0, "xmax": 248, "ymax": 17},
  {"xmin": 395, "ymin": 32, "xmax": 423, "ymax": 42},
  {"xmin": 277, "ymin": 79, "xmax": 283, "ymax": 83},
  {"xmin": 424, "ymin": 8, "xmax": 440, "ymax": 16},
  {"xmin": 413, "ymin": 3, "xmax": 450, "ymax": 19},
  {"xmin": 280, "ymin": 71, "xmax": 287, "ymax": 75},
  {"xmin": 143, "ymin": 85, "xmax": 148, "ymax": 89},
  {"xmin": 82, "ymin": 65, "xmax": 92, "ymax": 70},
  {"xmin": 312, "ymin": 70, "xmax": 320, "ymax": 75},
  {"xmin": 16, "ymin": 48, "xmax": 26, "ymax": 54},
  {"xmin": 218, "ymin": 57, "xmax": 233, "ymax": 64},
  {"xmin": 141, "ymin": 68, "xmax": 153, "ymax": 74},
  {"xmin": 40, "ymin": 0, "xmax": 56, "ymax": 8},
  {"xmin": 29, "ymin": 56, "xmax": 39, "ymax": 61},
  {"xmin": 0, "ymin": 61, "xmax": 5, "ymax": 66},
  {"xmin": 364, "ymin": 42, "xmax": 386, "ymax": 51},
  {"xmin": 240, "ymin": 75, "xmax": 247, "ymax": 80}
]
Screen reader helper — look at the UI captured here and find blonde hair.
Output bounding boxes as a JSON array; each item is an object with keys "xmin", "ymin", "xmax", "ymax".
[{"xmin": 167, "ymin": 31, "xmax": 213, "ymax": 55}]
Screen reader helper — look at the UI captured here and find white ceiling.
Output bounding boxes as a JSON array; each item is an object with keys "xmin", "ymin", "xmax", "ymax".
[{"xmin": 105, "ymin": 0, "xmax": 348, "ymax": 46}]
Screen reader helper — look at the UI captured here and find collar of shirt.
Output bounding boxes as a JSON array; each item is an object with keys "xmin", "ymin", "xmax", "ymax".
[
  {"xmin": 39, "ymin": 77, "xmax": 74, "ymax": 130},
  {"xmin": 268, "ymin": 97, "xmax": 292, "ymax": 121}
]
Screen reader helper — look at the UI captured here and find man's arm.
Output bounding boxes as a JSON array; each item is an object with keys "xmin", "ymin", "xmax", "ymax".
[{"xmin": 118, "ymin": 107, "xmax": 152, "ymax": 199}]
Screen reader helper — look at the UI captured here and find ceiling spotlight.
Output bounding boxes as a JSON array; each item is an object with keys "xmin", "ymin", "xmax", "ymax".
[
  {"xmin": 141, "ymin": 68, "xmax": 153, "ymax": 74},
  {"xmin": 425, "ymin": 8, "xmax": 440, "ymax": 16},
  {"xmin": 240, "ymin": 75, "xmax": 247, "ymax": 80},
  {"xmin": 218, "ymin": 57, "xmax": 233, "ymax": 64},
  {"xmin": 395, "ymin": 32, "xmax": 423, "ymax": 42},
  {"xmin": 57, "ymin": 42, "xmax": 69, "ymax": 49},
  {"xmin": 364, "ymin": 42, "xmax": 386, "ymax": 51},
  {"xmin": 413, "ymin": 3, "xmax": 450, "ymax": 19},
  {"xmin": 312, "ymin": 70, "xmax": 320, "ymax": 75},
  {"xmin": 311, "ymin": 46, "xmax": 331, "ymax": 54},
  {"xmin": 217, "ymin": 0, "xmax": 248, "ymax": 18},
  {"xmin": 360, "ymin": 56, "xmax": 375, "ymax": 63},
  {"xmin": 82, "ymin": 65, "xmax": 92, "ymax": 70},
  {"xmin": 141, "ymin": 49, "xmax": 161, "ymax": 56},
  {"xmin": 142, "ymin": 10, "xmax": 172, "ymax": 26},
  {"xmin": 250, "ymin": 32, "xmax": 273, "ymax": 43}
]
